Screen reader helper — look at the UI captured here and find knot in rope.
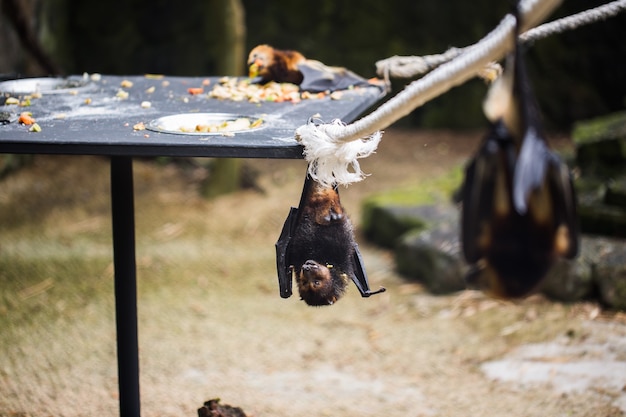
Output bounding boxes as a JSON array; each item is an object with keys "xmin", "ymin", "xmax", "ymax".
[
  {"xmin": 295, "ymin": 118, "xmax": 381, "ymax": 187},
  {"xmin": 376, "ymin": 48, "xmax": 463, "ymax": 80}
]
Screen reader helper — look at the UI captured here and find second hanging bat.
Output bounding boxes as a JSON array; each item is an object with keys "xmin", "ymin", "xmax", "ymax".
[
  {"xmin": 460, "ymin": 6, "xmax": 579, "ymax": 299},
  {"xmin": 276, "ymin": 174, "xmax": 386, "ymax": 306}
]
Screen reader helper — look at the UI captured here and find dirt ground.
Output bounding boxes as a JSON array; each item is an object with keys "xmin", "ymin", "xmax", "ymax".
[{"xmin": 1, "ymin": 128, "xmax": 626, "ymax": 417}]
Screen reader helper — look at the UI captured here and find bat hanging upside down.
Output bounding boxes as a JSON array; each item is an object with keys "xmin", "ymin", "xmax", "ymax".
[
  {"xmin": 276, "ymin": 174, "xmax": 386, "ymax": 306},
  {"xmin": 247, "ymin": 44, "xmax": 380, "ymax": 93},
  {"xmin": 460, "ymin": 5, "xmax": 579, "ymax": 299}
]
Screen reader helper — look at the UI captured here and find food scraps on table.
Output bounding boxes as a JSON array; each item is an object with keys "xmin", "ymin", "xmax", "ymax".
[
  {"xmin": 18, "ymin": 112, "xmax": 35, "ymax": 125},
  {"xmin": 208, "ymin": 77, "xmax": 334, "ymax": 103},
  {"xmin": 133, "ymin": 122, "xmax": 146, "ymax": 131},
  {"xmin": 177, "ymin": 117, "xmax": 263, "ymax": 134},
  {"xmin": 187, "ymin": 87, "xmax": 204, "ymax": 95}
]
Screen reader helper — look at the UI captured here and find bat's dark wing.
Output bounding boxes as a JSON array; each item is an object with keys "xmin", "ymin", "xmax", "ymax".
[
  {"xmin": 351, "ymin": 243, "xmax": 386, "ymax": 297},
  {"xmin": 275, "ymin": 174, "xmax": 315, "ymax": 299},
  {"xmin": 547, "ymin": 155, "xmax": 579, "ymax": 259},
  {"xmin": 350, "ymin": 243, "xmax": 386, "ymax": 297},
  {"xmin": 275, "ymin": 206, "xmax": 298, "ymax": 299},
  {"xmin": 461, "ymin": 124, "xmax": 516, "ymax": 263},
  {"xmin": 461, "ymin": 147, "xmax": 490, "ymax": 263},
  {"xmin": 298, "ymin": 60, "xmax": 373, "ymax": 93},
  {"xmin": 333, "ymin": 181, "xmax": 385, "ymax": 298}
]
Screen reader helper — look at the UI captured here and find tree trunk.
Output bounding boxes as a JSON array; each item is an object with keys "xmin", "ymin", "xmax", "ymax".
[{"xmin": 201, "ymin": 0, "xmax": 247, "ymax": 198}]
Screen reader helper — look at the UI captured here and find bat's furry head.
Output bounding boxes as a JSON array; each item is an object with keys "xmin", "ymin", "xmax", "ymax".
[{"xmin": 296, "ymin": 260, "xmax": 348, "ymax": 306}]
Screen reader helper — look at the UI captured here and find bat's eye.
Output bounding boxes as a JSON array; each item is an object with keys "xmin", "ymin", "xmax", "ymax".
[{"xmin": 313, "ymin": 280, "xmax": 321, "ymax": 287}]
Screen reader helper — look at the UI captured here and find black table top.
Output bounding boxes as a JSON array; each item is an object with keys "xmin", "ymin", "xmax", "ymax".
[{"xmin": 0, "ymin": 75, "xmax": 384, "ymax": 159}]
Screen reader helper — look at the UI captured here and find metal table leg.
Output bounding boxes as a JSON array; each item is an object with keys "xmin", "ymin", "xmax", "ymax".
[{"xmin": 110, "ymin": 156, "xmax": 141, "ymax": 417}]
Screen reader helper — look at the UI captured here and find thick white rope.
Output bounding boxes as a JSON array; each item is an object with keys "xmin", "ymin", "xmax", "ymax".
[
  {"xmin": 522, "ymin": 0, "xmax": 626, "ymax": 42},
  {"xmin": 295, "ymin": 0, "xmax": 623, "ymax": 187},
  {"xmin": 376, "ymin": 0, "xmax": 626, "ymax": 80}
]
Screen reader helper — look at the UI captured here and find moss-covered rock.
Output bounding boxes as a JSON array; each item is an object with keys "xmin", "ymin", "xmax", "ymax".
[
  {"xmin": 395, "ymin": 224, "xmax": 466, "ymax": 294},
  {"xmin": 577, "ymin": 203, "xmax": 626, "ymax": 238},
  {"xmin": 574, "ymin": 176, "xmax": 607, "ymax": 201},
  {"xmin": 598, "ymin": 271, "xmax": 626, "ymax": 311},
  {"xmin": 362, "ymin": 204, "xmax": 428, "ymax": 248},
  {"xmin": 594, "ymin": 240, "xmax": 626, "ymax": 310},
  {"xmin": 361, "ymin": 168, "xmax": 462, "ymax": 247},
  {"xmin": 540, "ymin": 237, "xmax": 598, "ymax": 302},
  {"xmin": 605, "ymin": 178, "xmax": 626, "ymax": 208},
  {"xmin": 541, "ymin": 258, "xmax": 594, "ymax": 302},
  {"xmin": 573, "ymin": 111, "xmax": 626, "ymax": 177},
  {"xmin": 574, "ymin": 174, "xmax": 626, "ymax": 239},
  {"xmin": 572, "ymin": 111, "xmax": 626, "ymax": 145},
  {"xmin": 361, "ymin": 202, "xmax": 457, "ymax": 248}
]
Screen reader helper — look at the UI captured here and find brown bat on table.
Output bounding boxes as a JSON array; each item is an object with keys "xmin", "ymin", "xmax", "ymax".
[
  {"xmin": 460, "ymin": 6, "xmax": 579, "ymax": 299},
  {"xmin": 247, "ymin": 44, "xmax": 378, "ymax": 93},
  {"xmin": 276, "ymin": 173, "xmax": 385, "ymax": 306}
]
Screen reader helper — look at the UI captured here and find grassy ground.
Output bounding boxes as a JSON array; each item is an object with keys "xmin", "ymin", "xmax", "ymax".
[{"xmin": 1, "ymin": 129, "xmax": 625, "ymax": 417}]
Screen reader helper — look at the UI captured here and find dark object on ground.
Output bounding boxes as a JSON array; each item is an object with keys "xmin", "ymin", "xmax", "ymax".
[{"xmin": 197, "ymin": 398, "xmax": 248, "ymax": 417}]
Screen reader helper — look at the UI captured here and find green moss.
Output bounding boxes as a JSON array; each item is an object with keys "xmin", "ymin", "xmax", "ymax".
[
  {"xmin": 361, "ymin": 204, "xmax": 427, "ymax": 247},
  {"xmin": 573, "ymin": 112, "xmax": 626, "ymax": 177},
  {"xmin": 361, "ymin": 166, "xmax": 463, "ymax": 247},
  {"xmin": 578, "ymin": 203, "xmax": 626, "ymax": 238},
  {"xmin": 574, "ymin": 176, "xmax": 607, "ymax": 198},
  {"xmin": 572, "ymin": 111, "xmax": 626, "ymax": 145},
  {"xmin": 362, "ymin": 165, "xmax": 463, "ymax": 208}
]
